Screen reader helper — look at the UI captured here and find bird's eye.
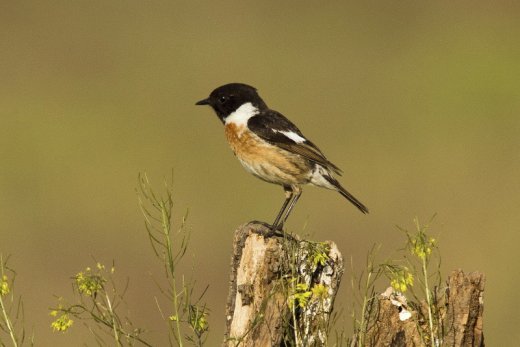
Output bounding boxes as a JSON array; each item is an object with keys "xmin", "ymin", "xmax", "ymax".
[{"xmin": 219, "ymin": 96, "xmax": 227, "ymax": 103}]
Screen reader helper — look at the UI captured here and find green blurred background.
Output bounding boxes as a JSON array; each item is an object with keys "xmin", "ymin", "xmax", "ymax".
[{"xmin": 1, "ymin": 1, "xmax": 519, "ymax": 345}]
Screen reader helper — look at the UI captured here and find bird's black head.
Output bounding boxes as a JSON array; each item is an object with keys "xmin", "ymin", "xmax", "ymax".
[{"xmin": 196, "ymin": 83, "xmax": 267, "ymax": 123}]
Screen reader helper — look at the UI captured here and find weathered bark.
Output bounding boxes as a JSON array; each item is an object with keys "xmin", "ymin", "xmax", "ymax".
[
  {"xmin": 443, "ymin": 270, "xmax": 485, "ymax": 347},
  {"xmin": 362, "ymin": 294, "xmax": 423, "ymax": 347},
  {"xmin": 360, "ymin": 270, "xmax": 485, "ymax": 347},
  {"xmin": 223, "ymin": 222, "xmax": 344, "ymax": 347}
]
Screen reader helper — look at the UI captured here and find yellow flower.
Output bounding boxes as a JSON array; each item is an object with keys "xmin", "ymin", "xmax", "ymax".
[
  {"xmin": 288, "ymin": 282, "xmax": 313, "ymax": 309},
  {"xmin": 191, "ymin": 313, "xmax": 208, "ymax": 334},
  {"xmin": 0, "ymin": 275, "xmax": 9, "ymax": 296},
  {"xmin": 75, "ymin": 270, "xmax": 104, "ymax": 296},
  {"xmin": 410, "ymin": 231, "xmax": 436, "ymax": 260},
  {"xmin": 390, "ymin": 267, "xmax": 414, "ymax": 292},
  {"xmin": 51, "ymin": 314, "xmax": 73, "ymax": 332},
  {"xmin": 296, "ymin": 283, "xmax": 309, "ymax": 292},
  {"xmin": 311, "ymin": 242, "xmax": 331, "ymax": 267},
  {"xmin": 311, "ymin": 284, "xmax": 328, "ymax": 299}
]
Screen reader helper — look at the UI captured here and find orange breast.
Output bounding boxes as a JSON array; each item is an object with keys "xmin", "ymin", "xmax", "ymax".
[
  {"xmin": 225, "ymin": 123, "xmax": 261, "ymax": 159},
  {"xmin": 224, "ymin": 123, "xmax": 312, "ymax": 185}
]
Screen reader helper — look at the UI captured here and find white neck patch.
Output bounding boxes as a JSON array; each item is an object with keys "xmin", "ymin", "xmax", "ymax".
[{"xmin": 224, "ymin": 102, "xmax": 259, "ymax": 126}]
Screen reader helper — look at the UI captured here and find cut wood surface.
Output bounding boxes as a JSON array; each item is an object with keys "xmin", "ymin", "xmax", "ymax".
[{"xmin": 223, "ymin": 222, "xmax": 344, "ymax": 347}]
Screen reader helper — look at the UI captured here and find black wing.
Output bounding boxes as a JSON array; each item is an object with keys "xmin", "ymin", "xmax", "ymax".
[{"xmin": 247, "ymin": 110, "xmax": 342, "ymax": 175}]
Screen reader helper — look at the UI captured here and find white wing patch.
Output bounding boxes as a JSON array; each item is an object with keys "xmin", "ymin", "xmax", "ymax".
[
  {"xmin": 275, "ymin": 130, "xmax": 306, "ymax": 143},
  {"xmin": 224, "ymin": 102, "xmax": 259, "ymax": 126}
]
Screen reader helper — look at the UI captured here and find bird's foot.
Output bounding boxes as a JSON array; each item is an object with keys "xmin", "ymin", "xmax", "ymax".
[
  {"xmin": 248, "ymin": 220, "xmax": 272, "ymax": 229},
  {"xmin": 268, "ymin": 221, "xmax": 284, "ymax": 235},
  {"xmin": 265, "ymin": 229, "xmax": 284, "ymax": 238},
  {"xmin": 266, "ymin": 222, "xmax": 298, "ymax": 241},
  {"xmin": 248, "ymin": 220, "xmax": 297, "ymax": 241},
  {"xmin": 248, "ymin": 220, "xmax": 284, "ymax": 238},
  {"xmin": 259, "ymin": 222, "xmax": 282, "ymax": 238}
]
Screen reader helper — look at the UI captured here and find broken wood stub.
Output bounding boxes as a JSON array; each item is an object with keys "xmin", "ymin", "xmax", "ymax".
[
  {"xmin": 443, "ymin": 270, "xmax": 485, "ymax": 347},
  {"xmin": 362, "ymin": 295, "xmax": 423, "ymax": 347},
  {"xmin": 360, "ymin": 270, "xmax": 485, "ymax": 347},
  {"xmin": 223, "ymin": 222, "xmax": 344, "ymax": 347}
]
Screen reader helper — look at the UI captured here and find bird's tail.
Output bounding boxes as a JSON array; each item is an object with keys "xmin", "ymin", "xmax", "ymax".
[{"xmin": 325, "ymin": 176, "xmax": 369, "ymax": 214}]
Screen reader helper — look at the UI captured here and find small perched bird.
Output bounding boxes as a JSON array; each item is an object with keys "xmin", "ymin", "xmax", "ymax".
[{"xmin": 196, "ymin": 83, "xmax": 368, "ymax": 231}]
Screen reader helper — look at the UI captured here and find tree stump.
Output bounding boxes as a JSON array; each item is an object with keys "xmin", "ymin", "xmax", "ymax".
[
  {"xmin": 443, "ymin": 270, "xmax": 485, "ymax": 347},
  {"xmin": 223, "ymin": 222, "xmax": 344, "ymax": 347},
  {"xmin": 360, "ymin": 270, "xmax": 485, "ymax": 347}
]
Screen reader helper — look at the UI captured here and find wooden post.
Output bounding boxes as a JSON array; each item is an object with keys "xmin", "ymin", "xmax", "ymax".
[{"xmin": 223, "ymin": 222, "xmax": 344, "ymax": 347}]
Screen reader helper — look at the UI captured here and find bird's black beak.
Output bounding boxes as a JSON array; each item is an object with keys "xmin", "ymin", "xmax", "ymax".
[{"xmin": 195, "ymin": 98, "xmax": 210, "ymax": 106}]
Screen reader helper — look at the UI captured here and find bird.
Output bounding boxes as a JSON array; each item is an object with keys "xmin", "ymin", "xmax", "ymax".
[{"xmin": 196, "ymin": 83, "xmax": 368, "ymax": 232}]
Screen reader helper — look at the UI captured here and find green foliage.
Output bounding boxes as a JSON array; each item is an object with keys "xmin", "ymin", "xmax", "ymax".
[
  {"xmin": 347, "ymin": 216, "xmax": 442, "ymax": 347},
  {"xmin": 311, "ymin": 242, "xmax": 330, "ymax": 267},
  {"xmin": 288, "ymin": 282, "xmax": 313, "ymax": 309},
  {"xmin": 49, "ymin": 311, "xmax": 73, "ymax": 332},
  {"xmin": 137, "ymin": 173, "xmax": 209, "ymax": 347},
  {"xmin": 0, "ymin": 254, "xmax": 33, "ymax": 347},
  {"xmin": 49, "ymin": 173, "xmax": 209, "ymax": 346},
  {"xmin": 381, "ymin": 264, "xmax": 414, "ymax": 293},
  {"xmin": 399, "ymin": 216, "xmax": 442, "ymax": 347},
  {"xmin": 74, "ymin": 263, "xmax": 108, "ymax": 297},
  {"xmin": 0, "ymin": 275, "xmax": 10, "ymax": 297},
  {"xmin": 188, "ymin": 304, "xmax": 209, "ymax": 341},
  {"xmin": 348, "ymin": 244, "xmax": 384, "ymax": 347},
  {"xmin": 50, "ymin": 261, "xmax": 151, "ymax": 346},
  {"xmin": 281, "ymin": 237, "xmax": 335, "ymax": 347}
]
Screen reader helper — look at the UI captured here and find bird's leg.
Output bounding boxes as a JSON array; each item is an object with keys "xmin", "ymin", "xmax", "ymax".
[
  {"xmin": 279, "ymin": 186, "xmax": 302, "ymax": 227},
  {"xmin": 269, "ymin": 186, "xmax": 293, "ymax": 233}
]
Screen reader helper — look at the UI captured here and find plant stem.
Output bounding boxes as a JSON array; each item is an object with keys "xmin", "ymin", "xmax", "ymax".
[
  {"xmin": 0, "ymin": 294, "xmax": 18, "ymax": 347},
  {"xmin": 160, "ymin": 201, "xmax": 183, "ymax": 347},
  {"xmin": 357, "ymin": 270, "xmax": 371, "ymax": 347},
  {"xmin": 422, "ymin": 257, "xmax": 435, "ymax": 347},
  {"xmin": 105, "ymin": 292, "xmax": 122, "ymax": 346}
]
